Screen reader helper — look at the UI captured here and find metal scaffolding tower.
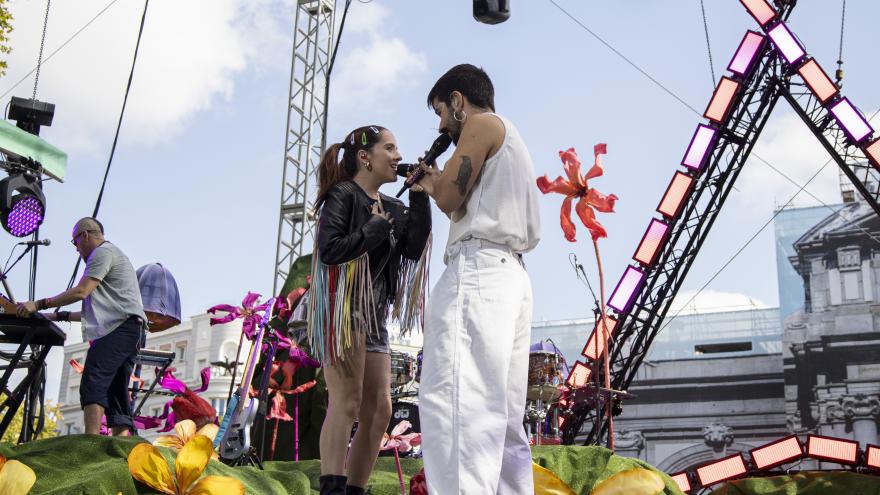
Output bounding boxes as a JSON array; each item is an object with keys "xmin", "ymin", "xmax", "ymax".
[{"xmin": 274, "ymin": 0, "xmax": 335, "ymax": 292}]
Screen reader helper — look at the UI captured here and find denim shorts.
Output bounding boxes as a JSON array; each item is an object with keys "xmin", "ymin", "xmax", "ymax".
[
  {"xmin": 355, "ymin": 276, "xmax": 390, "ymax": 354},
  {"xmin": 80, "ymin": 316, "xmax": 144, "ymax": 428}
]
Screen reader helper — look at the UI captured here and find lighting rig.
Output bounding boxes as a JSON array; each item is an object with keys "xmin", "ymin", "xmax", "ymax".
[{"xmin": 560, "ymin": 0, "xmax": 880, "ymax": 445}]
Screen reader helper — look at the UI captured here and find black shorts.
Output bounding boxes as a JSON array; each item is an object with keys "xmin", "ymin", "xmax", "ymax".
[{"xmin": 80, "ymin": 316, "xmax": 144, "ymax": 428}]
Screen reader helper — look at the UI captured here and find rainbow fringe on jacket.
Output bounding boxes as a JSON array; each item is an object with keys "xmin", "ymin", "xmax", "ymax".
[{"xmin": 307, "ymin": 235, "xmax": 431, "ymax": 364}]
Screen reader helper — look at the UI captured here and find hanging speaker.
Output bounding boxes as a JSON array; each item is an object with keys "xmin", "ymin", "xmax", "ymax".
[{"xmin": 473, "ymin": 0, "xmax": 510, "ymax": 25}]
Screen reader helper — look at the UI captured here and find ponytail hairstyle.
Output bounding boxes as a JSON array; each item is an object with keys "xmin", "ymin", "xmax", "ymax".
[{"xmin": 315, "ymin": 124, "xmax": 387, "ymax": 211}]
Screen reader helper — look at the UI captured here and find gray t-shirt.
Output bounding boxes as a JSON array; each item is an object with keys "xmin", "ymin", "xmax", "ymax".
[{"xmin": 82, "ymin": 242, "xmax": 146, "ymax": 341}]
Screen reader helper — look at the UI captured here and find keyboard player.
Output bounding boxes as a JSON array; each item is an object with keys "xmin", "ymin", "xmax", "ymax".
[{"xmin": 16, "ymin": 217, "xmax": 147, "ymax": 436}]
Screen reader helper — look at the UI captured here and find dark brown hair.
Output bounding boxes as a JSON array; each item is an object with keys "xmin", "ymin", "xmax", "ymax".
[
  {"xmin": 315, "ymin": 125, "xmax": 386, "ymax": 210},
  {"xmin": 426, "ymin": 64, "xmax": 495, "ymax": 112}
]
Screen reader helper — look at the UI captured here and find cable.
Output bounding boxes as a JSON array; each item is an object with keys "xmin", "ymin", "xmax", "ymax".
[
  {"xmin": 64, "ymin": 0, "xmax": 150, "ymax": 291},
  {"xmin": 699, "ymin": 0, "xmax": 716, "ymax": 86},
  {"xmin": 32, "ymin": 0, "xmax": 52, "ymax": 100},
  {"xmin": 0, "ymin": 0, "xmax": 121, "ymax": 101},
  {"xmin": 320, "ymin": 0, "xmax": 353, "ymax": 151},
  {"xmin": 836, "ymin": 0, "xmax": 846, "ymax": 84},
  {"xmin": 546, "ymin": 0, "xmax": 703, "ymax": 117}
]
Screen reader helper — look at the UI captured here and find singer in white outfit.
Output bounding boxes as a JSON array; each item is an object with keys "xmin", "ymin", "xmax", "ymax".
[{"xmin": 415, "ymin": 64, "xmax": 541, "ymax": 495}]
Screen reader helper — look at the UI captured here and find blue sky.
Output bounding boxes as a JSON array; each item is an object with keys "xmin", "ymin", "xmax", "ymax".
[{"xmin": 1, "ymin": 1, "xmax": 878, "ymax": 398}]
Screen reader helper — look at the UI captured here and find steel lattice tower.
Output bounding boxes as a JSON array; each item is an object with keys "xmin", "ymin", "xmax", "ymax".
[{"xmin": 274, "ymin": 0, "xmax": 336, "ymax": 292}]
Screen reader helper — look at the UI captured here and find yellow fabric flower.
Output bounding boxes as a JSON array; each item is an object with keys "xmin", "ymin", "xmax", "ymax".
[
  {"xmin": 153, "ymin": 419, "xmax": 220, "ymax": 460},
  {"xmin": 0, "ymin": 455, "xmax": 36, "ymax": 495},
  {"xmin": 533, "ymin": 462, "xmax": 576, "ymax": 495},
  {"xmin": 128, "ymin": 436, "xmax": 244, "ymax": 495},
  {"xmin": 590, "ymin": 468, "xmax": 664, "ymax": 495}
]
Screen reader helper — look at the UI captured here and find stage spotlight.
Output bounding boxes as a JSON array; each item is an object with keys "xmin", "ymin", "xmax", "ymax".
[
  {"xmin": 728, "ymin": 31, "xmax": 766, "ymax": 78},
  {"xmin": 658, "ymin": 171, "xmax": 694, "ymax": 219},
  {"xmin": 797, "ymin": 59, "xmax": 838, "ymax": 104},
  {"xmin": 767, "ymin": 22, "xmax": 805, "ymax": 65},
  {"xmin": 581, "ymin": 315, "xmax": 617, "ymax": 360},
  {"xmin": 739, "ymin": 0, "xmax": 776, "ymax": 27},
  {"xmin": 867, "ymin": 445, "xmax": 880, "ymax": 470},
  {"xmin": 566, "ymin": 361, "xmax": 591, "ymax": 387},
  {"xmin": 0, "ymin": 171, "xmax": 45, "ymax": 237},
  {"xmin": 608, "ymin": 266, "xmax": 646, "ymax": 314},
  {"xmin": 695, "ymin": 453, "xmax": 748, "ymax": 487},
  {"xmin": 670, "ymin": 472, "xmax": 691, "ymax": 493},
  {"xmin": 865, "ymin": 139, "xmax": 880, "ymax": 169},
  {"xmin": 705, "ymin": 77, "xmax": 741, "ymax": 124},
  {"xmin": 750, "ymin": 435, "xmax": 803, "ymax": 470},
  {"xmin": 682, "ymin": 124, "xmax": 717, "ymax": 170},
  {"xmin": 633, "ymin": 219, "xmax": 669, "ymax": 266},
  {"xmin": 830, "ymin": 97, "xmax": 874, "ymax": 143},
  {"xmin": 473, "ymin": 0, "xmax": 509, "ymax": 25},
  {"xmin": 806, "ymin": 434, "xmax": 859, "ymax": 465}
]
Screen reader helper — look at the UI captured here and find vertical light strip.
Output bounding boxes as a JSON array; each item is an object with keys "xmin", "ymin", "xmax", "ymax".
[
  {"xmin": 681, "ymin": 124, "xmax": 717, "ymax": 170},
  {"xmin": 581, "ymin": 315, "xmax": 617, "ymax": 360},
  {"xmin": 797, "ymin": 59, "xmax": 838, "ymax": 104},
  {"xmin": 608, "ymin": 266, "xmax": 646, "ymax": 313},
  {"xmin": 830, "ymin": 97, "xmax": 874, "ymax": 143},
  {"xmin": 566, "ymin": 361, "xmax": 591, "ymax": 387},
  {"xmin": 767, "ymin": 22, "xmax": 806, "ymax": 65},
  {"xmin": 704, "ymin": 77, "xmax": 741, "ymax": 123},
  {"xmin": 633, "ymin": 219, "xmax": 670, "ymax": 266},
  {"xmin": 657, "ymin": 172, "xmax": 694, "ymax": 218},
  {"xmin": 739, "ymin": 0, "xmax": 777, "ymax": 26},
  {"xmin": 865, "ymin": 139, "xmax": 880, "ymax": 169},
  {"xmin": 728, "ymin": 31, "xmax": 766, "ymax": 77}
]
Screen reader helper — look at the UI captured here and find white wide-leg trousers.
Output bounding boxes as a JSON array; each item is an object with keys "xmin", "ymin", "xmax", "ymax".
[{"xmin": 420, "ymin": 239, "xmax": 534, "ymax": 495}]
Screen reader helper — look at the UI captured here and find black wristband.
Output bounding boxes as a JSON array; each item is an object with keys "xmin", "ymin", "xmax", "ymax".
[
  {"xmin": 36, "ymin": 298, "xmax": 48, "ymax": 310},
  {"xmin": 56, "ymin": 311, "xmax": 70, "ymax": 322}
]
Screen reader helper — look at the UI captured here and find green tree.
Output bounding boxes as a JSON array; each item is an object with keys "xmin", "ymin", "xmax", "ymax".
[
  {"xmin": 0, "ymin": 0, "xmax": 12, "ymax": 77},
  {"xmin": 0, "ymin": 397, "xmax": 62, "ymax": 444}
]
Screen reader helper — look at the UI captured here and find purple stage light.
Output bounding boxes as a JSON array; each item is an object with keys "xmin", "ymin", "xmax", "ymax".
[
  {"xmin": 767, "ymin": 22, "xmax": 805, "ymax": 65},
  {"xmin": 608, "ymin": 266, "xmax": 646, "ymax": 314},
  {"xmin": 7, "ymin": 196, "xmax": 43, "ymax": 237},
  {"xmin": 728, "ymin": 31, "xmax": 766, "ymax": 78},
  {"xmin": 682, "ymin": 124, "xmax": 717, "ymax": 170},
  {"xmin": 739, "ymin": 0, "xmax": 776, "ymax": 26},
  {"xmin": 830, "ymin": 97, "xmax": 874, "ymax": 143}
]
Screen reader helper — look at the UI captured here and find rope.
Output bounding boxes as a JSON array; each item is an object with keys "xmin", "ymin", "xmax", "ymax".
[
  {"xmin": 64, "ymin": 0, "xmax": 150, "ymax": 290},
  {"xmin": 699, "ymin": 0, "xmax": 716, "ymax": 86},
  {"xmin": 32, "ymin": 0, "xmax": 51, "ymax": 99}
]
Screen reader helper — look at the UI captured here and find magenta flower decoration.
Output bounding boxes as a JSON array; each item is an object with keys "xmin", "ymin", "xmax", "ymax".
[{"xmin": 207, "ymin": 291, "xmax": 271, "ymax": 339}]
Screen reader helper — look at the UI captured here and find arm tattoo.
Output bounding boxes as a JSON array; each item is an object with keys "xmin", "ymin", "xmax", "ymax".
[{"xmin": 452, "ymin": 156, "xmax": 473, "ymax": 196}]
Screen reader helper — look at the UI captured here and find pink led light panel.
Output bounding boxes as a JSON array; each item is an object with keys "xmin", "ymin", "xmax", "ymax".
[
  {"xmin": 867, "ymin": 446, "xmax": 880, "ymax": 469},
  {"xmin": 798, "ymin": 59, "xmax": 838, "ymax": 104},
  {"xmin": 705, "ymin": 77, "xmax": 740, "ymax": 123},
  {"xmin": 566, "ymin": 361, "xmax": 591, "ymax": 387},
  {"xmin": 768, "ymin": 23, "xmax": 805, "ymax": 65},
  {"xmin": 682, "ymin": 125, "xmax": 717, "ymax": 170},
  {"xmin": 608, "ymin": 266, "xmax": 645, "ymax": 313},
  {"xmin": 751, "ymin": 436, "xmax": 802, "ymax": 470},
  {"xmin": 830, "ymin": 97, "xmax": 874, "ymax": 143},
  {"xmin": 658, "ymin": 172, "xmax": 694, "ymax": 218},
  {"xmin": 697, "ymin": 454, "xmax": 747, "ymax": 486},
  {"xmin": 582, "ymin": 316, "xmax": 618, "ymax": 360},
  {"xmin": 807, "ymin": 435, "xmax": 858, "ymax": 464},
  {"xmin": 728, "ymin": 31, "xmax": 765, "ymax": 77},
  {"xmin": 866, "ymin": 140, "xmax": 880, "ymax": 169},
  {"xmin": 634, "ymin": 219, "xmax": 669, "ymax": 266},
  {"xmin": 740, "ymin": 0, "xmax": 776, "ymax": 26},
  {"xmin": 671, "ymin": 473, "xmax": 691, "ymax": 493}
]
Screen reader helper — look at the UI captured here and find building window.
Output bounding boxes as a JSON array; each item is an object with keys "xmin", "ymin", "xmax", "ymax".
[
  {"xmin": 159, "ymin": 343, "xmax": 171, "ymax": 352},
  {"xmin": 151, "ymin": 406, "xmax": 161, "ymax": 417},
  {"xmin": 838, "ymin": 248, "xmax": 860, "ymax": 270},
  {"xmin": 211, "ymin": 398, "xmax": 227, "ymax": 415},
  {"xmin": 843, "ymin": 271, "xmax": 861, "ymax": 300},
  {"xmin": 176, "ymin": 342, "xmax": 187, "ymax": 362}
]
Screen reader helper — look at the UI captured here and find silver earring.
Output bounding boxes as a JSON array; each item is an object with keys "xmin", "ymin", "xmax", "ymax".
[{"xmin": 453, "ymin": 109, "xmax": 467, "ymax": 122}]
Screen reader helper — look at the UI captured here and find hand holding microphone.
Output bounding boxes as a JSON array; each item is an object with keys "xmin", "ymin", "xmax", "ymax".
[{"xmin": 396, "ymin": 133, "xmax": 452, "ymax": 198}]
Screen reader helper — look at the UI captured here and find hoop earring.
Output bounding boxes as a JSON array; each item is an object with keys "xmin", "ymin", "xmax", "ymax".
[
  {"xmin": 365, "ymin": 162, "xmax": 373, "ymax": 171},
  {"xmin": 453, "ymin": 109, "xmax": 467, "ymax": 122}
]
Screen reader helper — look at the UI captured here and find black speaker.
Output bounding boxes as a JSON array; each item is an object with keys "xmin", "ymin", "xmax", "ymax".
[{"xmin": 473, "ymin": 0, "xmax": 510, "ymax": 25}]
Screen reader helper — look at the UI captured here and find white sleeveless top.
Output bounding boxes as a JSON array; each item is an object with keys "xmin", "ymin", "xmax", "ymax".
[{"xmin": 446, "ymin": 114, "xmax": 541, "ymax": 253}]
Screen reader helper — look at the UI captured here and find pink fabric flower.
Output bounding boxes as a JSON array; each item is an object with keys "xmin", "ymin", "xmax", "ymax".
[
  {"xmin": 207, "ymin": 291, "xmax": 271, "ymax": 339},
  {"xmin": 380, "ymin": 420, "xmax": 422, "ymax": 453},
  {"xmin": 537, "ymin": 144, "xmax": 618, "ymax": 242}
]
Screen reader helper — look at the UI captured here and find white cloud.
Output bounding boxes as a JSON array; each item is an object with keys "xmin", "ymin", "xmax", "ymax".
[
  {"xmin": 670, "ymin": 289, "xmax": 770, "ymax": 316},
  {"xmin": 329, "ymin": 2, "xmax": 427, "ymax": 109},
  {"xmin": 2, "ymin": 0, "xmax": 291, "ymax": 153},
  {"xmin": 734, "ymin": 110, "xmax": 842, "ymax": 212}
]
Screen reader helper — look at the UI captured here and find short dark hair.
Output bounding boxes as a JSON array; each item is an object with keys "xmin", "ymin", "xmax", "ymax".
[{"xmin": 427, "ymin": 64, "xmax": 495, "ymax": 112}]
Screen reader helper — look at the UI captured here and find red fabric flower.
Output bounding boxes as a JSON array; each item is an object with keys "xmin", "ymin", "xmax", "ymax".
[
  {"xmin": 409, "ymin": 468, "xmax": 427, "ymax": 495},
  {"xmin": 537, "ymin": 144, "xmax": 618, "ymax": 242}
]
